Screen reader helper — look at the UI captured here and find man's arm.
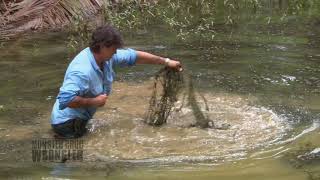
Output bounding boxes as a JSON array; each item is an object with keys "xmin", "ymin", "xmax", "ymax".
[
  {"xmin": 111, "ymin": 49, "xmax": 182, "ymax": 71},
  {"xmin": 136, "ymin": 51, "xmax": 183, "ymax": 71},
  {"xmin": 57, "ymin": 70, "xmax": 108, "ymax": 109},
  {"xmin": 68, "ymin": 94, "xmax": 107, "ymax": 108}
]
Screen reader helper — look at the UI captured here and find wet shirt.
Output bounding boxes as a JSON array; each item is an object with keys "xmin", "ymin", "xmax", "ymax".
[{"xmin": 51, "ymin": 47, "xmax": 137, "ymax": 125}]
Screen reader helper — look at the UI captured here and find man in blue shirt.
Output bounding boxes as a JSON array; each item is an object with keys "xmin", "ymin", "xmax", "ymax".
[{"xmin": 51, "ymin": 25, "xmax": 182, "ymax": 138}]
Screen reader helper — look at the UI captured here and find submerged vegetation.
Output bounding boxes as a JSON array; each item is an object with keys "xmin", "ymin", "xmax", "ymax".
[
  {"xmin": 285, "ymin": 142, "xmax": 317, "ymax": 169},
  {"xmin": 145, "ymin": 67, "xmax": 230, "ymax": 129},
  {"xmin": 145, "ymin": 67, "xmax": 184, "ymax": 126},
  {"xmin": 284, "ymin": 142, "xmax": 320, "ymax": 180}
]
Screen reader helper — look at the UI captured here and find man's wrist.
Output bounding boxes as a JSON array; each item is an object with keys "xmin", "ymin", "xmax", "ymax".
[{"xmin": 163, "ymin": 58, "xmax": 170, "ymax": 66}]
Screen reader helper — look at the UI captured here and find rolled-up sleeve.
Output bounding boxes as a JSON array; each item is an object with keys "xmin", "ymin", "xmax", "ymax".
[
  {"xmin": 111, "ymin": 48, "xmax": 137, "ymax": 67},
  {"xmin": 57, "ymin": 71, "xmax": 89, "ymax": 110}
]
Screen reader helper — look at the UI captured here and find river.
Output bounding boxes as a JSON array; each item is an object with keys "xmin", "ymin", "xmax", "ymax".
[{"xmin": 0, "ymin": 1, "xmax": 320, "ymax": 179}]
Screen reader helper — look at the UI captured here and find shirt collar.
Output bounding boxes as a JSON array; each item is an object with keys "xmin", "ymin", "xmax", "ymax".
[{"xmin": 86, "ymin": 47, "xmax": 104, "ymax": 72}]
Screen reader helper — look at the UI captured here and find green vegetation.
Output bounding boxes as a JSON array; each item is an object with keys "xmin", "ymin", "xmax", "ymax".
[{"xmin": 64, "ymin": 0, "xmax": 320, "ymax": 52}]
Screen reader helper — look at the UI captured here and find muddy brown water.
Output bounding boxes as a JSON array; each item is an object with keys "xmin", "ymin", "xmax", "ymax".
[{"xmin": 0, "ymin": 15, "xmax": 320, "ymax": 179}]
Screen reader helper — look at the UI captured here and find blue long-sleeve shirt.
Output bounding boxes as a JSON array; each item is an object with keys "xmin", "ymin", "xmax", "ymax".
[{"xmin": 51, "ymin": 47, "xmax": 137, "ymax": 125}]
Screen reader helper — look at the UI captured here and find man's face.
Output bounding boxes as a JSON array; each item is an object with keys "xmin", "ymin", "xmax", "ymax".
[{"xmin": 99, "ymin": 45, "xmax": 117, "ymax": 61}]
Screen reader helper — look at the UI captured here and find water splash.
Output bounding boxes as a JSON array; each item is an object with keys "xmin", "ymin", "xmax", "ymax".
[{"xmin": 84, "ymin": 88, "xmax": 293, "ymax": 164}]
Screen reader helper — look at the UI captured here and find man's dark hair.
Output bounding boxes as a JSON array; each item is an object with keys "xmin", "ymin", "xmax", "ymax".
[{"xmin": 90, "ymin": 25, "xmax": 124, "ymax": 53}]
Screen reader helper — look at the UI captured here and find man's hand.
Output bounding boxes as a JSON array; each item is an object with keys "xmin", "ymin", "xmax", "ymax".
[
  {"xmin": 136, "ymin": 51, "xmax": 183, "ymax": 71},
  {"xmin": 166, "ymin": 59, "xmax": 183, "ymax": 72},
  {"xmin": 92, "ymin": 94, "xmax": 108, "ymax": 107}
]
